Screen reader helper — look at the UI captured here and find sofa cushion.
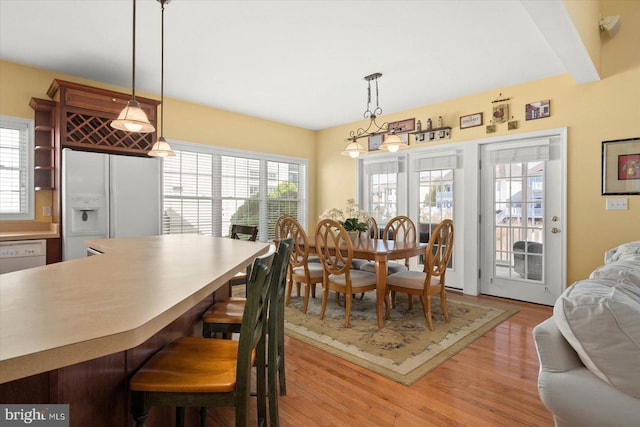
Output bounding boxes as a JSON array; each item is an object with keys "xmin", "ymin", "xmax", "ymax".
[
  {"xmin": 554, "ymin": 278, "xmax": 640, "ymax": 399},
  {"xmin": 590, "ymin": 260, "xmax": 640, "ymax": 286}
]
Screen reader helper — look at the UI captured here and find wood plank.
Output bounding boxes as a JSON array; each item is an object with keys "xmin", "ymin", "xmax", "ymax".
[{"xmin": 206, "ymin": 293, "xmax": 554, "ymax": 426}]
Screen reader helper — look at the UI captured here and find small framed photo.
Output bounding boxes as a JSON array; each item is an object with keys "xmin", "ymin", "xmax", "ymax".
[
  {"xmin": 486, "ymin": 124, "xmax": 496, "ymax": 134},
  {"xmin": 602, "ymin": 137, "xmax": 640, "ymax": 195},
  {"xmin": 492, "ymin": 104, "xmax": 509, "ymax": 124},
  {"xmin": 460, "ymin": 112, "xmax": 483, "ymax": 129},
  {"xmin": 525, "ymin": 100, "xmax": 550, "ymax": 120},
  {"xmin": 368, "ymin": 133, "xmax": 383, "ymax": 151},
  {"xmin": 387, "ymin": 118, "xmax": 415, "ymax": 133}
]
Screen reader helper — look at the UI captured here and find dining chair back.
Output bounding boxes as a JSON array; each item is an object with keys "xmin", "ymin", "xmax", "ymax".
[
  {"xmin": 385, "ymin": 219, "xmax": 454, "ymax": 330},
  {"xmin": 230, "ymin": 224, "xmax": 259, "ymax": 241},
  {"xmin": 366, "ymin": 216, "xmax": 379, "ymax": 239},
  {"xmin": 383, "ymin": 215, "xmax": 416, "ymax": 244},
  {"xmin": 360, "ymin": 215, "xmax": 415, "ymax": 277},
  {"xmin": 267, "ymin": 237, "xmax": 293, "ymax": 425},
  {"xmin": 315, "ymin": 219, "xmax": 378, "ymax": 328},
  {"xmin": 130, "ymin": 250, "xmax": 277, "ymax": 427},
  {"xmin": 279, "ymin": 216, "xmax": 324, "ymax": 314},
  {"xmin": 350, "ymin": 216, "xmax": 379, "ymax": 271},
  {"xmin": 227, "ymin": 224, "xmax": 260, "ymax": 297}
]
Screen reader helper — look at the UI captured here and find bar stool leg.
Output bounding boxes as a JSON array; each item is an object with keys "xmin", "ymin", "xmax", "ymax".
[
  {"xmin": 176, "ymin": 406, "xmax": 185, "ymax": 427},
  {"xmin": 131, "ymin": 391, "xmax": 149, "ymax": 427}
]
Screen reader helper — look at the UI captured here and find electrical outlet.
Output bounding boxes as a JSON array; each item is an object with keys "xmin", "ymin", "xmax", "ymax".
[
  {"xmin": 606, "ymin": 198, "xmax": 628, "ymax": 210},
  {"xmin": 43, "ymin": 205, "xmax": 52, "ymax": 217}
]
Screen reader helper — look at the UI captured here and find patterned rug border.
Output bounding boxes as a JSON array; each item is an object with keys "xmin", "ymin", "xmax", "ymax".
[{"xmin": 284, "ymin": 297, "xmax": 519, "ymax": 386}]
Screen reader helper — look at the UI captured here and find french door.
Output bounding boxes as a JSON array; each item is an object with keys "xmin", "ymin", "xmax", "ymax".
[{"xmin": 479, "ymin": 134, "xmax": 565, "ymax": 305}]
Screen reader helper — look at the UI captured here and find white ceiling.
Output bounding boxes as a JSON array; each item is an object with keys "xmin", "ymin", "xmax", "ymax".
[{"xmin": 0, "ymin": 0, "xmax": 597, "ymax": 130}]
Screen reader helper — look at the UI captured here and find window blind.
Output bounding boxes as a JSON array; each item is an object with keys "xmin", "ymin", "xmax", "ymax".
[
  {"xmin": 0, "ymin": 116, "xmax": 33, "ymax": 219},
  {"xmin": 162, "ymin": 140, "xmax": 307, "ymax": 241},
  {"xmin": 488, "ymin": 139, "xmax": 550, "ymax": 164},
  {"xmin": 413, "ymin": 150, "xmax": 459, "ymax": 171}
]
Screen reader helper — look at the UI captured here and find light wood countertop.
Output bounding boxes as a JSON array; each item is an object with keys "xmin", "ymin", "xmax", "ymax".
[
  {"xmin": 0, "ymin": 222, "xmax": 59, "ymax": 241},
  {"xmin": 0, "ymin": 234, "xmax": 270, "ymax": 383}
]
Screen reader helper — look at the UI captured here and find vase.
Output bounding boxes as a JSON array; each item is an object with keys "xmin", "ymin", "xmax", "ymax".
[{"xmin": 347, "ymin": 231, "xmax": 359, "ymax": 242}]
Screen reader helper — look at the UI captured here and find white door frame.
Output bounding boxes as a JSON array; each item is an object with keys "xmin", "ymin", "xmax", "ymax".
[{"xmin": 465, "ymin": 128, "xmax": 567, "ymax": 295}]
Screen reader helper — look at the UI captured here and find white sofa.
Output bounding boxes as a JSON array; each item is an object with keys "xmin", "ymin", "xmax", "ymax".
[{"xmin": 533, "ymin": 241, "xmax": 640, "ymax": 427}]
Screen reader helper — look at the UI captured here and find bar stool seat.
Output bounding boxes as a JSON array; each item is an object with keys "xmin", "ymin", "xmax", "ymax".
[
  {"xmin": 129, "ymin": 251, "xmax": 277, "ymax": 427},
  {"xmin": 202, "ymin": 297, "xmax": 245, "ymax": 329},
  {"xmin": 130, "ymin": 337, "xmax": 239, "ymax": 393}
]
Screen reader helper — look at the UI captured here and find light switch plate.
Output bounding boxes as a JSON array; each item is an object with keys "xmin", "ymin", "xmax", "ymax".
[
  {"xmin": 43, "ymin": 205, "xmax": 52, "ymax": 216},
  {"xmin": 606, "ymin": 198, "xmax": 628, "ymax": 210}
]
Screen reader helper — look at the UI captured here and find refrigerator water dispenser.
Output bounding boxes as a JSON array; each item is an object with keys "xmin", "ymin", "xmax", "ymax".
[{"xmin": 69, "ymin": 194, "xmax": 107, "ymax": 235}]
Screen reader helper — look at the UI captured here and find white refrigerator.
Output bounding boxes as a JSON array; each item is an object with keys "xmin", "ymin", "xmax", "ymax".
[{"xmin": 62, "ymin": 148, "xmax": 161, "ymax": 260}]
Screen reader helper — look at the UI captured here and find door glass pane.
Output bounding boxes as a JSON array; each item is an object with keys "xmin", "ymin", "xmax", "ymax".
[
  {"xmin": 369, "ymin": 172, "xmax": 397, "ymax": 225},
  {"xmin": 418, "ymin": 169, "xmax": 454, "ymax": 267},
  {"xmin": 494, "ymin": 161, "xmax": 544, "ymax": 281}
]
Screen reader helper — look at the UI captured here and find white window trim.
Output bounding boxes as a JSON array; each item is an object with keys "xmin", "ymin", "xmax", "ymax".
[
  {"xmin": 163, "ymin": 138, "xmax": 309, "ymax": 238},
  {"xmin": 0, "ymin": 115, "xmax": 34, "ymax": 220}
]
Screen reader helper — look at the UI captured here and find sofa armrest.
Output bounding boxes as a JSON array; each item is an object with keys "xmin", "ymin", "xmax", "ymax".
[
  {"xmin": 533, "ymin": 317, "xmax": 581, "ymax": 372},
  {"xmin": 534, "ymin": 317, "xmax": 640, "ymax": 427}
]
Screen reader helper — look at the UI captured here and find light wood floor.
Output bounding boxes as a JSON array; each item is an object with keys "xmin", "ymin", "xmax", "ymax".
[{"xmin": 206, "ymin": 292, "xmax": 555, "ymax": 426}]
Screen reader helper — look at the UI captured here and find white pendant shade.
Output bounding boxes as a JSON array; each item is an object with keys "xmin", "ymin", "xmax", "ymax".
[
  {"xmin": 148, "ymin": 136, "xmax": 176, "ymax": 157},
  {"xmin": 379, "ymin": 133, "xmax": 407, "ymax": 153},
  {"xmin": 111, "ymin": 99, "xmax": 155, "ymax": 133},
  {"xmin": 341, "ymin": 140, "xmax": 367, "ymax": 158}
]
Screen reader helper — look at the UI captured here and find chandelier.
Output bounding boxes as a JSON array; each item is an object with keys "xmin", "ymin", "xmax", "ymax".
[{"xmin": 341, "ymin": 73, "xmax": 407, "ymax": 158}]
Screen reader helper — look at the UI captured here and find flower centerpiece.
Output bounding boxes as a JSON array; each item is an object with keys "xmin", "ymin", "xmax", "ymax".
[{"xmin": 319, "ymin": 199, "xmax": 370, "ymax": 236}]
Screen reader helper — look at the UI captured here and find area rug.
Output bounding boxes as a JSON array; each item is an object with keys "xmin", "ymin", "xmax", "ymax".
[{"xmin": 283, "ymin": 290, "xmax": 518, "ymax": 386}]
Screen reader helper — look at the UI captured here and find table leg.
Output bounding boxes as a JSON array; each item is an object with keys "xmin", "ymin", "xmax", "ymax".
[{"xmin": 375, "ymin": 255, "xmax": 387, "ymax": 329}]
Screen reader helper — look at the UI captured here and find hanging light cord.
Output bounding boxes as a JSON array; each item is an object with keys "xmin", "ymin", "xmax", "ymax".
[
  {"xmin": 347, "ymin": 73, "xmax": 387, "ymax": 142},
  {"xmin": 160, "ymin": 0, "xmax": 165, "ymax": 138},
  {"xmin": 131, "ymin": 0, "xmax": 138, "ymax": 102}
]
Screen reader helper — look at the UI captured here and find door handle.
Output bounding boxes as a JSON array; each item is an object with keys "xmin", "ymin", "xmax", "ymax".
[{"xmin": 551, "ymin": 227, "xmax": 560, "ymax": 234}]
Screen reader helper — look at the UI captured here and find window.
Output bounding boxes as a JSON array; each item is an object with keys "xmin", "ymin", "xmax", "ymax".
[
  {"xmin": 360, "ymin": 158, "xmax": 404, "ymax": 225},
  {"xmin": 162, "ymin": 140, "xmax": 307, "ymax": 241},
  {"xmin": 0, "ymin": 116, "xmax": 33, "ymax": 220}
]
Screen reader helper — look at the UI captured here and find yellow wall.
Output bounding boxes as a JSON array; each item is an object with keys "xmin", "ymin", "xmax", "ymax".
[
  {"xmin": 0, "ymin": 60, "xmax": 317, "ymax": 226},
  {"xmin": 317, "ymin": 0, "xmax": 640, "ymax": 285}
]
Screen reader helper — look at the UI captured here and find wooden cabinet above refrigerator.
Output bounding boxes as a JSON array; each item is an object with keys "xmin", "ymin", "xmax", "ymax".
[{"xmin": 47, "ymin": 79, "xmax": 160, "ymax": 156}]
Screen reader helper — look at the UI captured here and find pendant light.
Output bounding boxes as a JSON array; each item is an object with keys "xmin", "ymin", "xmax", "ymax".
[
  {"xmin": 341, "ymin": 139, "xmax": 367, "ymax": 158},
  {"xmin": 111, "ymin": 0, "xmax": 155, "ymax": 134},
  {"xmin": 149, "ymin": 0, "xmax": 175, "ymax": 157},
  {"xmin": 379, "ymin": 130, "xmax": 408, "ymax": 153},
  {"xmin": 342, "ymin": 73, "xmax": 407, "ymax": 157}
]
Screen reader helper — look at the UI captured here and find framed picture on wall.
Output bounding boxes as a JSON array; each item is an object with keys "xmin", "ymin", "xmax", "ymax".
[{"xmin": 602, "ymin": 137, "xmax": 640, "ymax": 195}]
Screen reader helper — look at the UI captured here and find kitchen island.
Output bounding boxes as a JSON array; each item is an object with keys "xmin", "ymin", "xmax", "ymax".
[{"xmin": 0, "ymin": 234, "xmax": 270, "ymax": 426}]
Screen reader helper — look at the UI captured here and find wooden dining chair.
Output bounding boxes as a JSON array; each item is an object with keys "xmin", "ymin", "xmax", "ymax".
[
  {"xmin": 315, "ymin": 219, "xmax": 378, "ymax": 328},
  {"xmin": 279, "ymin": 216, "xmax": 324, "ymax": 314},
  {"xmin": 202, "ymin": 239, "xmax": 293, "ymax": 404},
  {"xmin": 360, "ymin": 215, "xmax": 416, "ymax": 275},
  {"xmin": 384, "ymin": 219, "xmax": 454, "ymax": 330},
  {"xmin": 130, "ymin": 250, "xmax": 277, "ymax": 427},
  {"xmin": 227, "ymin": 224, "xmax": 259, "ymax": 295},
  {"xmin": 351, "ymin": 216, "xmax": 378, "ymax": 270}
]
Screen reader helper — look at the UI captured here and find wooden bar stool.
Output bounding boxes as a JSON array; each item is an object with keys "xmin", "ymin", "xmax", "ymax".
[
  {"xmin": 129, "ymin": 250, "xmax": 277, "ymax": 427},
  {"xmin": 202, "ymin": 238, "xmax": 293, "ymax": 407}
]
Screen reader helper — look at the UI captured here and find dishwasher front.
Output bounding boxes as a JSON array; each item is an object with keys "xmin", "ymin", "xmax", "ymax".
[{"xmin": 0, "ymin": 240, "xmax": 47, "ymax": 274}]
